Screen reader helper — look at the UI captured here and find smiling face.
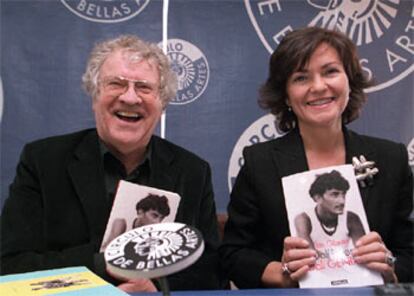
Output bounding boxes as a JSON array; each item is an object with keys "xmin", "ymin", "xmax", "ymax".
[
  {"xmin": 286, "ymin": 43, "xmax": 350, "ymax": 131},
  {"xmin": 93, "ymin": 49, "xmax": 162, "ymax": 156}
]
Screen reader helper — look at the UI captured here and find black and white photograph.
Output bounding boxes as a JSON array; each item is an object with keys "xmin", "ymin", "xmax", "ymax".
[
  {"xmin": 100, "ymin": 181, "xmax": 180, "ymax": 252},
  {"xmin": 282, "ymin": 164, "xmax": 383, "ymax": 288}
]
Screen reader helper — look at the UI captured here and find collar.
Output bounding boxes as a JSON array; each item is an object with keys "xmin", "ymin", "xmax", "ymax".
[{"xmin": 98, "ymin": 138, "xmax": 153, "ymax": 173}]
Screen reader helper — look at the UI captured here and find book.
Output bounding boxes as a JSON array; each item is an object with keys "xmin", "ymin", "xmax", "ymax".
[
  {"xmin": 282, "ymin": 164, "xmax": 384, "ymax": 288},
  {"xmin": 100, "ymin": 181, "xmax": 181, "ymax": 252},
  {"xmin": 0, "ymin": 266, "xmax": 127, "ymax": 295}
]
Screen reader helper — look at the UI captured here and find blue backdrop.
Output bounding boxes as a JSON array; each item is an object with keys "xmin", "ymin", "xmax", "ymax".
[{"xmin": 1, "ymin": 0, "xmax": 413, "ymax": 213}]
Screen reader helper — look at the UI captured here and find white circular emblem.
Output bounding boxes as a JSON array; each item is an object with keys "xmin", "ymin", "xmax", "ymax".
[
  {"xmin": 228, "ymin": 114, "xmax": 284, "ymax": 191},
  {"xmin": 408, "ymin": 138, "xmax": 414, "ymax": 167},
  {"xmin": 161, "ymin": 39, "xmax": 209, "ymax": 105},
  {"xmin": 245, "ymin": 0, "xmax": 413, "ymax": 92},
  {"xmin": 61, "ymin": 0, "xmax": 149, "ymax": 23},
  {"xmin": 105, "ymin": 222, "xmax": 204, "ymax": 279}
]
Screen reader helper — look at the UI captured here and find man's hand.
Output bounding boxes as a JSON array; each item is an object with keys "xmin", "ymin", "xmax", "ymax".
[
  {"xmin": 117, "ymin": 278, "xmax": 157, "ymax": 293},
  {"xmin": 107, "ymin": 266, "xmax": 158, "ymax": 292}
]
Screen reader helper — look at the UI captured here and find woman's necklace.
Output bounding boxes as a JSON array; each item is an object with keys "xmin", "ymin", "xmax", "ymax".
[{"xmin": 315, "ymin": 208, "xmax": 338, "ymax": 236}]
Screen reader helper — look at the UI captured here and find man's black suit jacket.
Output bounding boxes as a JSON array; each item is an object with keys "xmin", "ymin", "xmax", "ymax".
[
  {"xmin": 0, "ymin": 129, "xmax": 222, "ymax": 290},
  {"xmin": 220, "ymin": 127, "xmax": 413, "ymax": 288}
]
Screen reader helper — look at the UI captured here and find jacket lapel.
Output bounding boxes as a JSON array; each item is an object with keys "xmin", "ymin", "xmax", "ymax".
[
  {"xmin": 148, "ymin": 136, "xmax": 177, "ymax": 192},
  {"xmin": 148, "ymin": 136, "xmax": 182, "ymax": 220},
  {"xmin": 344, "ymin": 128, "xmax": 377, "ymax": 210},
  {"xmin": 271, "ymin": 129, "xmax": 309, "ymax": 178},
  {"xmin": 67, "ymin": 130, "xmax": 108, "ymax": 244}
]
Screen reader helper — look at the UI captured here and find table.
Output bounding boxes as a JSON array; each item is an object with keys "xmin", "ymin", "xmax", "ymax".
[
  {"xmin": 129, "ymin": 287, "xmax": 375, "ymax": 296},
  {"xmin": 129, "ymin": 284, "xmax": 414, "ymax": 296}
]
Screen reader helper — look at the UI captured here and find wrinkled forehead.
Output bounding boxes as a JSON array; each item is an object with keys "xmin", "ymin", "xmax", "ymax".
[{"xmin": 99, "ymin": 49, "xmax": 160, "ymax": 81}]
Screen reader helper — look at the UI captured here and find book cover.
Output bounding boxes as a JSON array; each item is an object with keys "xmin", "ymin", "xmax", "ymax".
[
  {"xmin": 282, "ymin": 164, "xmax": 383, "ymax": 288},
  {"xmin": 100, "ymin": 180, "xmax": 181, "ymax": 252},
  {"xmin": 0, "ymin": 266, "xmax": 127, "ymax": 296}
]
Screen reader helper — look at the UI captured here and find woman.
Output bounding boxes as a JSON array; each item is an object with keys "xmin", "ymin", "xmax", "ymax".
[{"xmin": 220, "ymin": 27, "xmax": 413, "ymax": 288}]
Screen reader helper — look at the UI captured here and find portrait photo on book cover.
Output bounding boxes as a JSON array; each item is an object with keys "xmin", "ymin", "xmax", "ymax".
[
  {"xmin": 282, "ymin": 164, "xmax": 383, "ymax": 288},
  {"xmin": 100, "ymin": 181, "xmax": 181, "ymax": 252}
]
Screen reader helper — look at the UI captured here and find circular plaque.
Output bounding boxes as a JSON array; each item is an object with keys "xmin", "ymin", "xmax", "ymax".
[{"xmin": 104, "ymin": 222, "xmax": 204, "ymax": 279}]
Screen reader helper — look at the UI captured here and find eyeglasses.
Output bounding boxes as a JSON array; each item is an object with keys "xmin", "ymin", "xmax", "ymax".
[{"xmin": 99, "ymin": 76, "xmax": 159, "ymax": 97}]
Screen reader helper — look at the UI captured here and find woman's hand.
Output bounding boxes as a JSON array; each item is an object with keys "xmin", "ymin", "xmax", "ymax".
[
  {"xmin": 281, "ymin": 236, "xmax": 317, "ymax": 282},
  {"xmin": 261, "ymin": 236, "xmax": 317, "ymax": 288},
  {"xmin": 352, "ymin": 231, "xmax": 398, "ymax": 283}
]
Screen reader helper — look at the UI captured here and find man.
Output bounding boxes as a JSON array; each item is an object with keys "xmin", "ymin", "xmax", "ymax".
[
  {"xmin": 100, "ymin": 193, "xmax": 171, "ymax": 251},
  {"xmin": 0, "ymin": 35, "xmax": 222, "ymax": 292},
  {"xmin": 295, "ymin": 170, "xmax": 366, "ymax": 251},
  {"xmin": 133, "ymin": 194, "xmax": 170, "ymax": 228}
]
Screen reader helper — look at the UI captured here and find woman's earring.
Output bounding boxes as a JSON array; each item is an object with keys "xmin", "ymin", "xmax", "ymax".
[{"xmin": 286, "ymin": 100, "xmax": 292, "ymax": 112}]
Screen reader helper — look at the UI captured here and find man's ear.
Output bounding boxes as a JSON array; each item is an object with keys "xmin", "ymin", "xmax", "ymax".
[{"xmin": 313, "ymin": 194, "xmax": 323, "ymax": 202}]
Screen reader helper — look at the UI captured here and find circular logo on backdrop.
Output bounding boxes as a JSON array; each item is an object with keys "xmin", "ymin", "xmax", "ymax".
[
  {"xmin": 408, "ymin": 138, "xmax": 414, "ymax": 167},
  {"xmin": 105, "ymin": 222, "xmax": 204, "ymax": 279},
  {"xmin": 228, "ymin": 114, "xmax": 284, "ymax": 191},
  {"xmin": 61, "ymin": 0, "xmax": 150, "ymax": 23},
  {"xmin": 160, "ymin": 39, "xmax": 209, "ymax": 105},
  {"xmin": 245, "ymin": 0, "xmax": 413, "ymax": 92}
]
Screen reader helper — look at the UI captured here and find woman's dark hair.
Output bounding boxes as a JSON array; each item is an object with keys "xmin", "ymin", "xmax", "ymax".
[{"xmin": 259, "ymin": 27, "xmax": 373, "ymax": 133}]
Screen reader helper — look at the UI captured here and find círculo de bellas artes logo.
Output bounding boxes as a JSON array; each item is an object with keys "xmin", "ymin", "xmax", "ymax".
[
  {"xmin": 61, "ymin": 0, "xmax": 150, "ymax": 23},
  {"xmin": 245, "ymin": 0, "xmax": 413, "ymax": 92}
]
